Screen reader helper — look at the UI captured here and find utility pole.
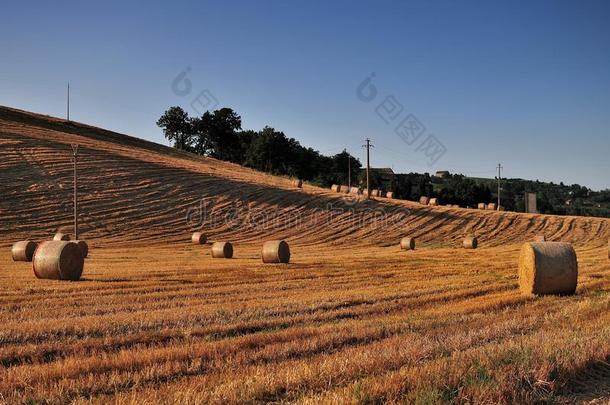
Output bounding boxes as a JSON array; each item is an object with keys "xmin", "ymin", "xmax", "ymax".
[
  {"xmin": 497, "ymin": 163, "xmax": 503, "ymax": 210},
  {"xmin": 362, "ymin": 138, "xmax": 374, "ymax": 199},
  {"xmin": 72, "ymin": 144, "xmax": 79, "ymax": 239},
  {"xmin": 347, "ymin": 153, "xmax": 351, "ymax": 189},
  {"xmin": 67, "ymin": 83, "xmax": 70, "ymax": 121}
]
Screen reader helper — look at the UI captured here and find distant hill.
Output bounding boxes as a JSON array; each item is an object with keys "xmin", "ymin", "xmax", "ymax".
[{"xmin": 461, "ymin": 176, "xmax": 610, "ymax": 218}]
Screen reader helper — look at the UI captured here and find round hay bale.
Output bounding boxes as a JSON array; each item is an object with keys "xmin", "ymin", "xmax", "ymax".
[
  {"xmin": 487, "ymin": 203, "xmax": 497, "ymax": 210},
  {"xmin": 400, "ymin": 237, "xmax": 415, "ymax": 250},
  {"xmin": 331, "ymin": 184, "xmax": 340, "ymax": 192},
  {"xmin": 33, "ymin": 241, "xmax": 84, "ymax": 281},
  {"xmin": 498, "ymin": 206, "xmax": 505, "ymax": 211},
  {"xmin": 349, "ymin": 186, "xmax": 361, "ymax": 195},
  {"xmin": 292, "ymin": 179, "xmax": 303, "ymax": 188},
  {"xmin": 419, "ymin": 196, "xmax": 430, "ymax": 205},
  {"xmin": 12, "ymin": 240, "xmax": 38, "ymax": 262},
  {"xmin": 262, "ymin": 240, "xmax": 290, "ymax": 263},
  {"xmin": 211, "ymin": 241, "xmax": 233, "ymax": 258},
  {"xmin": 191, "ymin": 232, "xmax": 206, "ymax": 244},
  {"xmin": 452, "ymin": 204, "xmax": 460, "ymax": 208},
  {"xmin": 74, "ymin": 240, "xmax": 89, "ymax": 258},
  {"xmin": 429, "ymin": 198, "xmax": 439, "ymax": 206},
  {"xmin": 53, "ymin": 233, "xmax": 70, "ymax": 241},
  {"xmin": 341, "ymin": 185, "xmax": 350, "ymax": 194},
  {"xmin": 477, "ymin": 203, "xmax": 486, "ymax": 210},
  {"xmin": 518, "ymin": 242, "xmax": 578, "ymax": 296},
  {"xmin": 386, "ymin": 191, "xmax": 394, "ymax": 199},
  {"xmin": 534, "ymin": 234, "xmax": 546, "ymax": 242},
  {"xmin": 463, "ymin": 236, "xmax": 478, "ymax": 249}
]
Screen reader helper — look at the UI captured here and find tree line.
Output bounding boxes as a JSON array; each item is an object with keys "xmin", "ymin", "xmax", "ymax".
[
  {"xmin": 158, "ymin": 106, "xmax": 609, "ymax": 218},
  {"xmin": 157, "ymin": 106, "xmax": 362, "ymax": 186}
]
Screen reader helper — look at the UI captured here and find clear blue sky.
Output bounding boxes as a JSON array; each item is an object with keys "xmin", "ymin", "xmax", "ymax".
[{"xmin": 1, "ymin": 0, "xmax": 609, "ymax": 189}]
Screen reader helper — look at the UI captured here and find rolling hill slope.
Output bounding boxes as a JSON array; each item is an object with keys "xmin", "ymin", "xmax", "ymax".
[
  {"xmin": 2, "ymin": 106, "xmax": 610, "ymax": 403},
  {"xmin": 1, "ymin": 106, "xmax": 609, "ymax": 249}
]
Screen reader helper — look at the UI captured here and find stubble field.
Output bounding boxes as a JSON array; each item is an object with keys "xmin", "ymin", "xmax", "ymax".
[{"xmin": 1, "ymin": 106, "xmax": 609, "ymax": 404}]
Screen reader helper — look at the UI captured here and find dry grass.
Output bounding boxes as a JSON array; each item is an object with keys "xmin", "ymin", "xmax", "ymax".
[
  {"xmin": 1, "ymin": 106, "xmax": 610, "ymax": 404},
  {"xmin": 2, "ymin": 243, "xmax": 610, "ymax": 404}
]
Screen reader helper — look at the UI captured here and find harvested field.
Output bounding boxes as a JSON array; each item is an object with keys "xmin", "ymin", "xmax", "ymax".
[{"xmin": 1, "ymin": 107, "xmax": 610, "ymax": 403}]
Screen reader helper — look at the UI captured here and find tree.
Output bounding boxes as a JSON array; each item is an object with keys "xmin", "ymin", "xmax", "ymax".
[
  {"xmin": 244, "ymin": 127, "xmax": 291, "ymax": 174},
  {"xmin": 331, "ymin": 150, "xmax": 361, "ymax": 186},
  {"xmin": 192, "ymin": 108, "xmax": 242, "ymax": 161},
  {"xmin": 156, "ymin": 107, "xmax": 193, "ymax": 151}
]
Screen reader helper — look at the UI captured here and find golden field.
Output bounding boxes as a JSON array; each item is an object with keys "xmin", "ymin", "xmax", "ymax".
[{"xmin": 1, "ymin": 107, "xmax": 610, "ymax": 404}]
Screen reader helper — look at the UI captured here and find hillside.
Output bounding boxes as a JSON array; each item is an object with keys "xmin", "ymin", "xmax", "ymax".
[
  {"xmin": 1, "ymin": 106, "xmax": 609, "ymax": 249},
  {"xmin": 2, "ymin": 106, "xmax": 610, "ymax": 404}
]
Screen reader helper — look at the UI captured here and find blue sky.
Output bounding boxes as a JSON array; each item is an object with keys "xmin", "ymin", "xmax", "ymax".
[{"xmin": 1, "ymin": 0, "xmax": 609, "ymax": 189}]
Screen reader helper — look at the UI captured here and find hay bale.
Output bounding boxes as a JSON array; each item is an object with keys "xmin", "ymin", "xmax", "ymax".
[
  {"xmin": 33, "ymin": 241, "xmax": 84, "ymax": 280},
  {"xmin": 211, "ymin": 241, "xmax": 233, "ymax": 258},
  {"xmin": 486, "ymin": 203, "xmax": 497, "ymax": 210},
  {"xmin": 340, "ymin": 185, "xmax": 350, "ymax": 194},
  {"xmin": 477, "ymin": 203, "xmax": 486, "ymax": 210},
  {"xmin": 534, "ymin": 234, "xmax": 546, "ymax": 242},
  {"xmin": 191, "ymin": 232, "xmax": 206, "ymax": 244},
  {"xmin": 463, "ymin": 236, "xmax": 478, "ymax": 249},
  {"xmin": 429, "ymin": 198, "xmax": 439, "ymax": 206},
  {"xmin": 386, "ymin": 191, "xmax": 394, "ymax": 199},
  {"xmin": 262, "ymin": 240, "xmax": 290, "ymax": 263},
  {"xmin": 331, "ymin": 184, "xmax": 340, "ymax": 192},
  {"xmin": 498, "ymin": 206, "xmax": 505, "ymax": 211},
  {"xmin": 400, "ymin": 237, "xmax": 415, "ymax": 250},
  {"xmin": 518, "ymin": 242, "xmax": 578, "ymax": 296},
  {"xmin": 349, "ymin": 186, "xmax": 361, "ymax": 195},
  {"xmin": 53, "ymin": 233, "xmax": 70, "ymax": 241},
  {"xmin": 74, "ymin": 240, "xmax": 89, "ymax": 258},
  {"xmin": 371, "ymin": 189, "xmax": 381, "ymax": 197},
  {"xmin": 12, "ymin": 240, "xmax": 38, "ymax": 262},
  {"xmin": 292, "ymin": 179, "xmax": 303, "ymax": 188},
  {"xmin": 419, "ymin": 196, "xmax": 430, "ymax": 205},
  {"xmin": 452, "ymin": 205, "xmax": 460, "ymax": 208}
]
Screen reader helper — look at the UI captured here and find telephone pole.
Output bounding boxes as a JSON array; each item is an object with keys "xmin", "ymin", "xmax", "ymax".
[
  {"xmin": 72, "ymin": 144, "xmax": 79, "ymax": 239},
  {"xmin": 67, "ymin": 83, "xmax": 70, "ymax": 121},
  {"xmin": 347, "ymin": 153, "xmax": 351, "ymax": 189},
  {"xmin": 362, "ymin": 138, "xmax": 374, "ymax": 199},
  {"xmin": 497, "ymin": 163, "xmax": 503, "ymax": 210}
]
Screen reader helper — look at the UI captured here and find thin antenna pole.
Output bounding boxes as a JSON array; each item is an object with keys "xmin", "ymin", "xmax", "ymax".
[
  {"xmin": 67, "ymin": 83, "xmax": 70, "ymax": 121},
  {"xmin": 72, "ymin": 144, "xmax": 79, "ymax": 239},
  {"xmin": 497, "ymin": 163, "xmax": 503, "ymax": 210},
  {"xmin": 362, "ymin": 138, "xmax": 374, "ymax": 199}
]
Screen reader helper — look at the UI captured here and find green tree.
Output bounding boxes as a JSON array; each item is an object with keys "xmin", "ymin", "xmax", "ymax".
[
  {"xmin": 331, "ymin": 150, "xmax": 361, "ymax": 186},
  {"xmin": 244, "ymin": 127, "xmax": 291, "ymax": 173},
  {"xmin": 192, "ymin": 108, "xmax": 242, "ymax": 161},
  {"xmin": 156, "ymin": 106, "xmax": 194, "ymax": 150}
]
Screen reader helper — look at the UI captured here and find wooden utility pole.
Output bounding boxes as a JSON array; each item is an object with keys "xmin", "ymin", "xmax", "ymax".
[
  {"xmin": 362, "ymin": 138, "xmax": 374, "ymax": 199},
  {"xmin": 67, "ymin": 83, "xmax": 70, "ymax": 121},
  {"xmin": 497, "ymin": 163, "xmax": 503, "ymax": 210},
  {"xmin": 72, "ymin": 144, "xmax": 79, "ymax": 239},
  {"xmin": 348, "ymin": 153, "xmax": 351, "ymax": 189}
]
